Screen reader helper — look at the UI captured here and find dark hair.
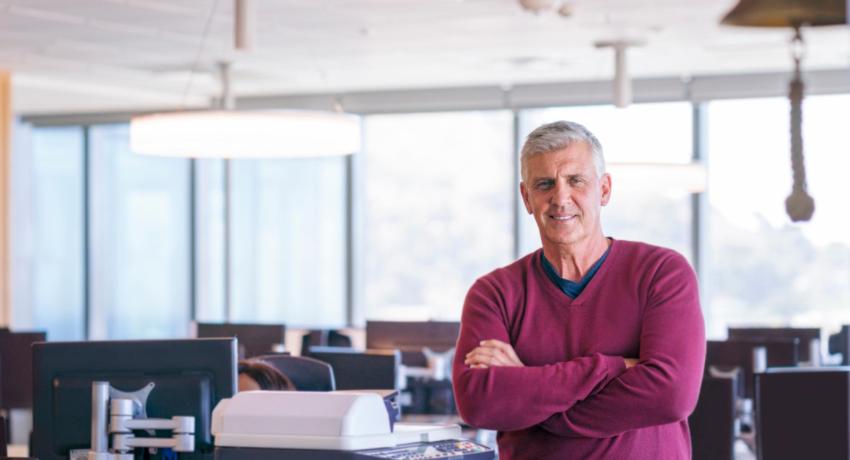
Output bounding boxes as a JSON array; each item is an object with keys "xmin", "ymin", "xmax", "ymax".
[{"xmin": 238, "ymin": 359, "xmax": 296, "ymax": 391}]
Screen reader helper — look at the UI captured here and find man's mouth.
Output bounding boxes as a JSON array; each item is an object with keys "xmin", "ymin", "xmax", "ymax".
[{"xmin": 550, "ymin": 214, "xmax": 576, "ymax": 222}]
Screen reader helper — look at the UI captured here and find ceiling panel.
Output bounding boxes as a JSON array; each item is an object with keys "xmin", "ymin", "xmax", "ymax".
[{"xmin": 1, "ymin": 0, "xmax": 848, "ymax": 114}]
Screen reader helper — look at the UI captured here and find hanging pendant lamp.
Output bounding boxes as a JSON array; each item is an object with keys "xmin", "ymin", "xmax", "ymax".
[
  {"xmin": 130, "ymin": 0, "xmax": 360, "ymax": 159},
  {"xmin": 130, "ymin": 110, "xmax": 361, "ymax": 159},
  {"xmin": 721, "ymin": 0, "xmax": 847, "ymax": 222}
]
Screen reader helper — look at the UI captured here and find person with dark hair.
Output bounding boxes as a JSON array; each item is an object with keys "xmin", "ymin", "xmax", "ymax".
[{"xmin": 238, "ymin": 359, "xmax": 296, "ymax": 391}]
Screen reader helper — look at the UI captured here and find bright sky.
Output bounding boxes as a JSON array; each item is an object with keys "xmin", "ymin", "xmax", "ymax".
[{"xmin": 708, "ymin": 95, "xmax": 850, "ymax": 247}]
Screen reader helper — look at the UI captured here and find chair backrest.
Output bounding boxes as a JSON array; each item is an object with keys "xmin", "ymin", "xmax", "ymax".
[
  {"xmin": 255, "ymin": 355, "xmax": 336, "ymax": 392},
  {"xmin": 689, "ymin": 372, "xmax": 738, "ymax": 460}
]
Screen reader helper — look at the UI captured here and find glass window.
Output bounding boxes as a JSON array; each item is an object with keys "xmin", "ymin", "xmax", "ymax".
[
  {"xmin": 519, "ymin": 103, "xmax": 695, "ymax": 258},
  {"xmin": 229, "ymin": 157, "xmax": 348, "ymax": 328},
  {"xmin": 362, "ymin": 111, "xmax": 514, "ymax": 322},
  {"xmin": 195, "ymin": 159, "xmax": 226, "ymax": 322},
  {"xmin": 706, "ymin": 95, "xmax": 850, "ymax": 338},
  {"xmin": 88, "ymin": 124, "xmax": 191, "ymax": 339},
  {"xmin": 11, "ymin": 125, "xmax": 85, "ymax": 341}
]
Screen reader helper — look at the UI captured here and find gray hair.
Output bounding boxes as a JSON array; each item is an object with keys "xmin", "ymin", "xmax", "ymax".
[{"xmin": 520, "ymin": 121, "xmax": 606, "ymax": 182}]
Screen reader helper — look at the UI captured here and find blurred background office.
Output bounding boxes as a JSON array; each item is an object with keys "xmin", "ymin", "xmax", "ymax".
[
  {"xmin": 1, "ymin": 0, "xmax": 847, "ymax": 342},
  {"xmin": 0, "ymin": 1, "xmax": 849, "ymax": 457}
]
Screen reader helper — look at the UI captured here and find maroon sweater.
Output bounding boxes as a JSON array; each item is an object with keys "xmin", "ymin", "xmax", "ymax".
[{"xmin": 452, "ymin": 239, "xmax": 705, "ymax": 460}]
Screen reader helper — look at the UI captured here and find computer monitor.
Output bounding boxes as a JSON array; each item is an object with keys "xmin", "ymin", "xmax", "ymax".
[
  {"xmin": 366, "ymin": 321, "xmax": 459, "ymax": 367},
  {"xmin": 755, "ymin": 367, "xmax": 850, "ymax": 460},
  {"xmin": 0, "ymin": 329, "xmax": 47, "ymax": 409},
  {"xmin": 307, "ymin": 347, "xmax": 400, "ymax": 390},
  {"xmin": 706, "ymin": 338, "xmax": 799, "ymax": 399},
  {"xmin": 727, "ymin": 327, "xmax": 821, "ymax": 362},
  {"xmin": 195, "ymin": 322, "xmax": 285, "ymax": 359},
  {"xmin": 828, "ymin": 325, "xmax": 850, "ymax": 365},
  {"xmin": 32, "ymin": 338, "xmax": 237, "ymax": 460}
]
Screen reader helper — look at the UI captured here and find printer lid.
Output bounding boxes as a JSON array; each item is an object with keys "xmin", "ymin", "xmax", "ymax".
[{"xmin": 211, "ymin": 391, "xmax": 460, "ymax": 451}]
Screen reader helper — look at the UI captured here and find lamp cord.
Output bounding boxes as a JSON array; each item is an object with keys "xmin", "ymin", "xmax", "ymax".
[
  {"xmin": 180, "ymin": 0, "xmax": 222, "ymax": 109},
  {"xmin": 789, "ymin": 28, "xmax": 807, "ymax": 193},
  {"xmin": 786, "ymin": 25, "xmax": 815, "ymax": 222}
]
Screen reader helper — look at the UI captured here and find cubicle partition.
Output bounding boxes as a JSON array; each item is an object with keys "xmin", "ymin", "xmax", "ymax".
[
  {"xmin": 195, "ymin": 322, "xmax": 286, "ymax": 359},
  {"xmin": 705, "ymin": 338, "xmax": 800, "ymax": 399},
  {"xmin": 0, "ymin": 330, "xmax": 47, "ymax": 410},
  {"xmin": 366, "ymin": 321, "xmax": 459, "ymax": 367},
  {"xmin": 727, "ymin": 327, "xmax": 822, "ymax": 363}
]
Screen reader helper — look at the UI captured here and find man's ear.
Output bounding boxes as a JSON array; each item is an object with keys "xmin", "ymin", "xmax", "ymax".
[
  {"xmin": 520, "ymin": 182, "xmax": 533, "ymax": 214},
  {"xmin": 600, "ymin": 173, "xmax": 612, "ymax": 206}
]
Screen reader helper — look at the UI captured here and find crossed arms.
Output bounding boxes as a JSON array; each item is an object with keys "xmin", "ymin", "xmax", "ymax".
[{"xmin": 451, "ymin": 255, "xmax": 706, "ymax": 437}]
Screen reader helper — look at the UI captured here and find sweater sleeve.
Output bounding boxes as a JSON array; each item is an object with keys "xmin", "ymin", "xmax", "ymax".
[
  {"xmin": 539, "ymin": 253, "xmax": 706, "ymax": 438},
  {"xmin": 452, "ymin": 275, "xmax": 627, "ymax": 432}
]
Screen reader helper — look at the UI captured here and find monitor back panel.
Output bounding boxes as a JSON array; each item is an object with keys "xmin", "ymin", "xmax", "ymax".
[
  {"xmin": 309, "ymin": 348, "xmax": 400, "ymax": 390},
  {"xmin": 756, "ymin": 367, "xmax": 850, "ymax": 460},
  {"xmin": 689, "ymin": 373, "xmax": 737, "ymax": 460},
  {"xmin": 32, "ymin": 338, "xmax": 237, "ymax": 460}
]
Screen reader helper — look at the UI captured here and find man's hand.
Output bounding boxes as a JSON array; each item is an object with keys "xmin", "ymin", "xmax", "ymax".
[
  {"xmin": 624, "ymin": 358, "xmax": 638, "ymax": 369},
  {"xmin": 465, "ymin": 339, "xmax": 525, "ymax": 369}
]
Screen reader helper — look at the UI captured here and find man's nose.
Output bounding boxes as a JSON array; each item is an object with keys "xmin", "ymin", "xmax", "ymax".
[{"xmin": 551, "ymin": 181, "xmax": 572, "ymax": 205}]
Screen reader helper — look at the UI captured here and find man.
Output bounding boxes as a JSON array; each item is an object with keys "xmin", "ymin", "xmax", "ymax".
[{"xmin": 452, "ymin": 121, "xmax": 705, "ymax": 459}]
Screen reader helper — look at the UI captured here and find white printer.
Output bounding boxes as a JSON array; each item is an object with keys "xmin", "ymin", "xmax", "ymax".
[{"xmin": 211, "ymin": 391, "xmax": 493, "ymax": 459}]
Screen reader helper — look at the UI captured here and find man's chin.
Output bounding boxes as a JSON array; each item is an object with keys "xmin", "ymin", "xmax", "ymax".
[{"xmin": 544, "ymin": 231, "xmax": 583, "ymax": 246}]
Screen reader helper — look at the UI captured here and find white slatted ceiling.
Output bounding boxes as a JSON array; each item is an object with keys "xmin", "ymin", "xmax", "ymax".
[{"xmin": 1, "ymin": 0, "xmax": 847, "ymax": 114}]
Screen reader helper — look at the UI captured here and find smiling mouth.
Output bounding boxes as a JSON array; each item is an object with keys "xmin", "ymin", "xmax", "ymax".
[{"xmin": 550, "ymin": 215, "xmax": 576, "ymax": 222}]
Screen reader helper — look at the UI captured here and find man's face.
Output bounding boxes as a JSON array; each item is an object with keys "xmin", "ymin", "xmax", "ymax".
[{"xmin": 520, "ymin": 142, "xmax": 611, "ymax": 248}]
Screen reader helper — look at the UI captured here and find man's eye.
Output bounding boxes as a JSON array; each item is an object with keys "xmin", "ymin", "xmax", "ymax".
[{"xmin": 535, "ymin": 181, "xmax": 554, "ymax": 190}]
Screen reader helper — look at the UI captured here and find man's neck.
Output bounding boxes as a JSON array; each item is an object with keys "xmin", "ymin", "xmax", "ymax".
[{"xmin": 542, "ymin": 234, "xmax": 610, "ymax": 281}]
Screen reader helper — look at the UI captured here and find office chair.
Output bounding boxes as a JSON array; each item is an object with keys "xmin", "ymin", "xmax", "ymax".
[
  {"xmin": 689, "ymin": 371, "xmax": 739, "ymax": 460},
  {"xmin": 256, "ymin": 354, "xmax": 336, "ymax": 392}
]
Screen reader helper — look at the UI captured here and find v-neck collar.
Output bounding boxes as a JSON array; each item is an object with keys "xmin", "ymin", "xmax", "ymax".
[
  {"xmin": 534, "ymin": 238, "xmax": 619, "ymax": 306},
  {"xmin": 541, "ymin": 247, "xmax": 610, "ymax": 298}
]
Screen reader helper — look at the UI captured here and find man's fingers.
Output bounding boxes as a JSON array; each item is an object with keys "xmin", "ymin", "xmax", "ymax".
[
  {"xmin": 465, "ymin": 341, "xmax": 524, "ymax": 368},
  {"xmin": 479, "ymin": 339, "xmax": 511, "ymax": 353},
  {"xmin": 465, "ymin": 346, "xmax": 508, "ymax": 367},
  {"xmin": 477, "ymin": 339, "xmax": 524, "ymax": 366}
]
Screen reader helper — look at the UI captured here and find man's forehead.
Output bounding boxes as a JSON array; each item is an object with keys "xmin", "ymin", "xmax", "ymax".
[{"xmin": 527, "ymin": 146, "xmax": 595, "ymax": 176}]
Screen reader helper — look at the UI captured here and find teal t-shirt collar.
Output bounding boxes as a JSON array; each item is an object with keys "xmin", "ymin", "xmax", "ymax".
[{"xmin": 541, "ymin": 248, "xmax": 610, "ymax": 299}]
